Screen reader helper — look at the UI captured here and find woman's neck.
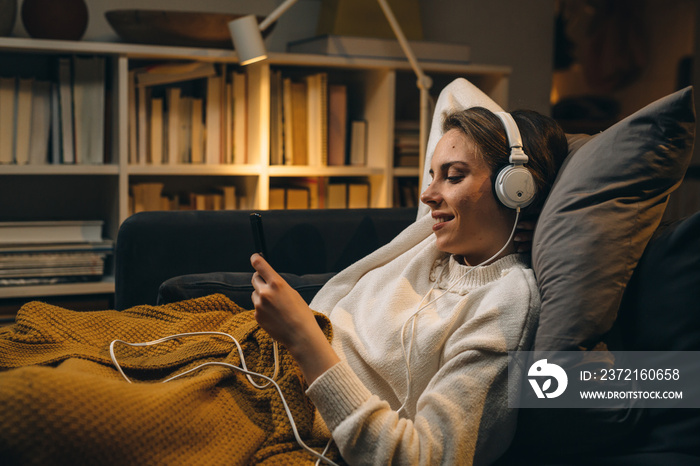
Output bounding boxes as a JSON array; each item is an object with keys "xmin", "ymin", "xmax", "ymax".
[{"xmin": 456, "ymin": 243, "xmax": 517, "ymax": 266}]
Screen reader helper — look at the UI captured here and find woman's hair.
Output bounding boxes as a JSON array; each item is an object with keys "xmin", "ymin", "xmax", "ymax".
[{"xmin": 442, "ymin": 107, "xmax": 568, "ymax": 212}]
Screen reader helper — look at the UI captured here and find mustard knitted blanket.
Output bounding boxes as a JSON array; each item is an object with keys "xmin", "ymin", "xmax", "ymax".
[{"xmin": 0, "ymin": 294, "xmax": 341, "ymax": 465}]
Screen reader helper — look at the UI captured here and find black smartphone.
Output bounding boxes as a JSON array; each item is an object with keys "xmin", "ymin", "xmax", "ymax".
[{"xmin": 249, "ymin": 213, "xmax": 268, "ymax": 259}]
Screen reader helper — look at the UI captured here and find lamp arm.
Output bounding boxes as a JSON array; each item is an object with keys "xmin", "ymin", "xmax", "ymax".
[
  {"xmin": 259, "ymin": 0, "xmax": 300, "ymax": 31},
  {"xmin": 375, "ymin": 0, "xmax": 432, "ymax": 91},
  {"xmin": 376, "ymin": 0, "xmax": 432, "ymax": 192}
]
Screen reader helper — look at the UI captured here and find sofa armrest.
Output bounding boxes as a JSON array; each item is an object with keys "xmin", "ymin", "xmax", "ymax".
[
  {"xmin": 157, "ymin": 271, "xmax": 338, "ymax": 309},
  {"xmin": 115, "ymin": 208, "xmax": 416, "ymax": 310}
]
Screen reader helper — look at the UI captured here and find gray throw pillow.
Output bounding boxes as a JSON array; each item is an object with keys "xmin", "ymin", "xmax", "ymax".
[{"xmin": 531, "ymin": 87, "xmax": 695, "ymax": 351}]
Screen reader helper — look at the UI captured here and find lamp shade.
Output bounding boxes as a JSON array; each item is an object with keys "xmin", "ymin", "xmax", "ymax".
[{"xmin": 228, "ymin": 15, "xmax": 267, "ymax": 65}]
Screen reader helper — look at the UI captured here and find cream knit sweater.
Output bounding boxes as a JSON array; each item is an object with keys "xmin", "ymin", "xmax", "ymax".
[{"xmin": 307, "ymin": 215, "xmax": 540, "ymax": 465}]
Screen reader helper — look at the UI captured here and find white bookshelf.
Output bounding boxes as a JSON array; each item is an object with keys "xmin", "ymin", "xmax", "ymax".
[{"xmin": 0, "ymin": 37, "xmax": 510, "ymax": 301}]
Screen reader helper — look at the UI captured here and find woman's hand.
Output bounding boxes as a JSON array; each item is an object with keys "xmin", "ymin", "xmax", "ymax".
[{"xmin": 250, "ymin": 254, "xmax": 340, "ymax": 383}]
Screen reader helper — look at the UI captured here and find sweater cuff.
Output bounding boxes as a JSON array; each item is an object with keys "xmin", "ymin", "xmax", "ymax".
[{"xmin": 306, "ymin": 360, "xmax": 373, "ymax": 431}]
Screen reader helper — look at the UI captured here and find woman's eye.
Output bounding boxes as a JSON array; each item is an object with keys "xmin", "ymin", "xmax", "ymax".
[{"xmin": 446, "ymin": 175, "xmax": 464, "ymax": 183}]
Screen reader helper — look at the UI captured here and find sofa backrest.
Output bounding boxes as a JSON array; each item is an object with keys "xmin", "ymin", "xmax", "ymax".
[{"xmin": 114, "ymin": 208, "xmax": 417, "ymax": 310}]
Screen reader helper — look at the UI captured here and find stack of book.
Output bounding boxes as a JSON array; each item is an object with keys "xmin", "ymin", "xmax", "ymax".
[
  {"xmin": 269, "ymin": 178, "xmax": 371, "ymax": 210},
  {"xmin": 129, "ymin": 61, "xmax": 249, "ymax": 166},
  {"xmin": 393, "ymin": 178, "xmax": 419, "ymax": 207},
  {"xmin": 270, "ymin": 70, "xmax": 367, "ymax": 167},
  {"xmin": 393, "ymin": 120, "xmax": 420, "ymax": 167},
  {"xmin": 0, "ymin": 221, "xmax": 113, "ymax": 286},
  {"xmin": 129, "ymin": 183, "xmax": 244, "ymax": 216},
  {"xmin": 0, "ymin": 56, "xmax": 106, "ymax": 166}
]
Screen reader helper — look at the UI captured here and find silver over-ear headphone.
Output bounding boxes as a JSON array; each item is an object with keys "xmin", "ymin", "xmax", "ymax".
[{"xmin": 493, "ymin": 112, "xmax": 536, "ymax": 209}]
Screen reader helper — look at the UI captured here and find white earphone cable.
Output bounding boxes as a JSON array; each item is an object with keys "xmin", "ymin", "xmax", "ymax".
[
  {"xmin": 397, "ymin": 208, "xmax": 521, "ymax": 414},
  {"xmin": 109, "ymin": 332, "xmax": 338, "ymax": 466}
]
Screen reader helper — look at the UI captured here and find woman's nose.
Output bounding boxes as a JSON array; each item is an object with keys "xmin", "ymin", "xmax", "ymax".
[{"xmin": 420, "ymin": 184, "xmax": 440, "ymax": 206}]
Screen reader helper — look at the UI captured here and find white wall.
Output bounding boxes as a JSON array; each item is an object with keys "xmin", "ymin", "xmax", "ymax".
[{"xmin": 11, "ymin": 0, "xmax": 556, "ymax": 113}]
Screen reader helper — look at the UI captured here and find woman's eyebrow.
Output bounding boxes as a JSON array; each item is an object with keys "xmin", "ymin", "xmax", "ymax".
[
  {"xmin": 440, "ymin": 161, "xmax": 469, "ymax": 171},
  {"xmin": 429, "ymin": 160, "xmax": 470, "ymax": 176}
]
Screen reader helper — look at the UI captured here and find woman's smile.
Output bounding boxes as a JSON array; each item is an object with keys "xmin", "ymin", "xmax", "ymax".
[{"xmin": 431, "ymin": 212, "xmax": 455, "ymax": 231}]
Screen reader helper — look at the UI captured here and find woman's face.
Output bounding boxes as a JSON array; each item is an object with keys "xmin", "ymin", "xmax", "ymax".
[{"xmin": 420, "ymin": 129, "xmax": 516, "ymax": 265}]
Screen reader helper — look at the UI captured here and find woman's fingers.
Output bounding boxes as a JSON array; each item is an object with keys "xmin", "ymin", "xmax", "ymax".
[{"xmin": 250, "ymin": 253, "xmax": 280, "ymax": 284}]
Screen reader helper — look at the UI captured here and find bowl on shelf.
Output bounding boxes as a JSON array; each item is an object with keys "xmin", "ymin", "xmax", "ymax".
[{"xmin": 105, "ymin": 10, "xmax": 275, "ymax": 49}]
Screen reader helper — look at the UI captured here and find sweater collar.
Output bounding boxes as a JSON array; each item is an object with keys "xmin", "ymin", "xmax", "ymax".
[{"xmin": 430, "ymin": 253, "xmax": 527, "ymax": 294}]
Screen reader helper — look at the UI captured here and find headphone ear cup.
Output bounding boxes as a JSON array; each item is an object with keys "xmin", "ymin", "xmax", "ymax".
[{"xmin": 495, "ymin": 165, "xmax": 536, "ymax": 209}]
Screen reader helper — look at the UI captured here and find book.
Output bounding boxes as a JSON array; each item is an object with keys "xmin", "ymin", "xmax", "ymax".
[
  {"xmin": 190, "ymin": 98, "xmax": 204, "ymax": 163},
  {"xmin": 269, "ymin": 70, "xmax": 284, "ymax": 165},
  {"xmin": 165, "ymin": 87, "xmax": 181, "ymax": 164},
  {"xmin": 349, "ymin": 120, "xmax": 367, "ymax": 165},
  {"xmin": 216, "ymin": 186, "xmax": 237, "ymax": 210},
  {"xmin": 128, "ymin": 71, "xmax": 137, "ymax": 164},
  {"xmin": 0, "ymin": 265, "xmax": 106, "ymax": 279},
  {"xmin": 149, "ymin": 97, "xmax": 164, "ymax": 164},
  {"xmin": 394, "ymin": 178, "xmax": 419, "ymax": 207},
  {"xmin": 290, "ymin": 177, "xmax": 322, "ymax": 208},
  {"xmin": 13, "ymin": 78, "xmax": 33, "ymax": 165},
  {"xmin": 57, "ymin": 57, "xmax": 75, "ymax": 164},
  {"xmin": 178, "ymin": 96, "xmax": 193, "ymax": 163},
  {"xmin": 0, "ymin": 76, "xmax": 16, "ymax": 164},
  {"xmin": 318, "ymin": 73, "xmax": 329, "ymax": 166},
  {"xmin": 188, "ymin": 193, "xmax": 225, "ymax": 211},
  {"xmin": 327, "ymin": 182, "xmax": 348, "ymax": 208},
  {"xmin": 87, "ymin": 56, "xmax": 106, "ymax": 165},
  {"xmin": 394, "ymin": 120, "xmax": 420, "ymax": 166},
  {"xmin": 205, "ymin": 74, "xmax": 223, "ymax": 164},
  {"xmin": 134, "ymin": 62, "xmax": 217, "ymax": 87},
  {"xmin": 348, "ymin": 182, "xmax": 371, "ymax": 208},
  {"xmin": 327, "ymin": 84, "xmax": 348, "ymax": 166},
  {"xmin": 73, "ymin": 56, "xmax": 106, "ymax": 165},
  {"xmin": 282, "ymin": 77, "xmax": 295, "ymax": 165},
  {"xmin": 223, "ymin": 82, "xmax": 233, "ymax": 164},
  {"xmin": 305, "ymin": 72, "xmax": 328, "ymax": 166},
  {"xmin": 131, "ymin": 183, "xmax": 165, "ymax": 213},
  {"xmin": 286, "ymin": 186, "xmax": 311, "ymax": 209},
  {"xmin": 290, "ymin": 81, "xmax": 308, "ymax": 165},
  {"xmin": 136, "ymin": 85, "xmax": 150, "ymax": 165},
  {"xmin": 29, "ymin": 80, "xmax": 52, "ymax": 165},
  {"xmin": 49, "ymin": 82, "xmax": 61, "ymax": 164},
  {"xmin": 245, "ymin": 63, "xmax": 268, "ymax": 166},
  {"xmin": 0, "ymin": 240, "xmax": 113, "ymax": 254},
  {"xmin": 288, "ymin": 35, "xmax": 470, "ymax": 63},
  {"xmin": 0, "ymin": 220, "xmax": 104, "ymax": 245},
  {"xmin": 0, "ymin": 252, "xmax": 109, "ymax": 271},
  {"xmin": 269, "ymin": 187, "xmax": 286, "ymax": 210},
  {"xmin": 231, "ymin": 71, "xmax": 247, "ymax": 164}
]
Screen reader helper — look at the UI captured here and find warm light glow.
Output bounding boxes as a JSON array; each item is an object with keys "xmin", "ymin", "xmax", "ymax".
[{"xmin": 240, "ymin": 54, "xmax": 268, "ymax": 66}]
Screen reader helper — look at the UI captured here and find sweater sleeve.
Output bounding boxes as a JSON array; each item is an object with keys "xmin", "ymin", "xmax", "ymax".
[{"xmin": 306, "ymin": 272, "xmax": 539, "ymax": 465}]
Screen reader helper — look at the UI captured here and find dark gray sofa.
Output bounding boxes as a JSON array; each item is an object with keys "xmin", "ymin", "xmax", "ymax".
[{"xmin": 114, "ymin": 206, "xmax": 700, "ymax": 464}]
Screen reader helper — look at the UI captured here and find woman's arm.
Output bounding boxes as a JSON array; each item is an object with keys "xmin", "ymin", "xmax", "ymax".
[
  {"xmin": 306, "ymin": 338, "xmax": 516, "ymax": 464},
  {"xmin": 251, "ymin": 253, "xmax": 536, "ymax": 465},
  {"xmin": 250, "ymin": 253, "xmax": 340, "ymax": 384}
]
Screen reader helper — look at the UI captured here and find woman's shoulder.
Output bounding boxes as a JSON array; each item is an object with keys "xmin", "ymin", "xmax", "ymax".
[{"xmin": 488, "ymin": 254, "xmax": 540, "ymax": 308}]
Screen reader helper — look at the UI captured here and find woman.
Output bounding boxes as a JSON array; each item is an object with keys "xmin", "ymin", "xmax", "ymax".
[{"xmin": 251, "ymin": 107, "xmax": 568, "ymax": 464}]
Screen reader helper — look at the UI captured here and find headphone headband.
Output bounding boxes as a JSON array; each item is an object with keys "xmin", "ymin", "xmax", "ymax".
[
  {"xmin": 495, "ymin": 112, "xmax": 528, "ymax": 165},
  {"xmin": 493, "ymin": 111, "xmax": 535, "ymax": 209}
]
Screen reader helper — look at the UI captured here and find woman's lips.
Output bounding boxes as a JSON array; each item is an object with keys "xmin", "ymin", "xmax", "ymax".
[{"xmin": 432, "ymin": 214, "xmax": 454, "ymax": 232}]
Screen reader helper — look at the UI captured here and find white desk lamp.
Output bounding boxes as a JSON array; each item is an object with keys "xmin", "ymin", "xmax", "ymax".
[{"xmin": 229, "ymin": 0, "xmax": 433, "ymax": 188}]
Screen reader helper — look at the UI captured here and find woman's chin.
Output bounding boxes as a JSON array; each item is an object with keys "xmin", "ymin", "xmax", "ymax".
[{"xmin": 435, "ymin": 237, "xmax": 459, "ymax": 256}]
